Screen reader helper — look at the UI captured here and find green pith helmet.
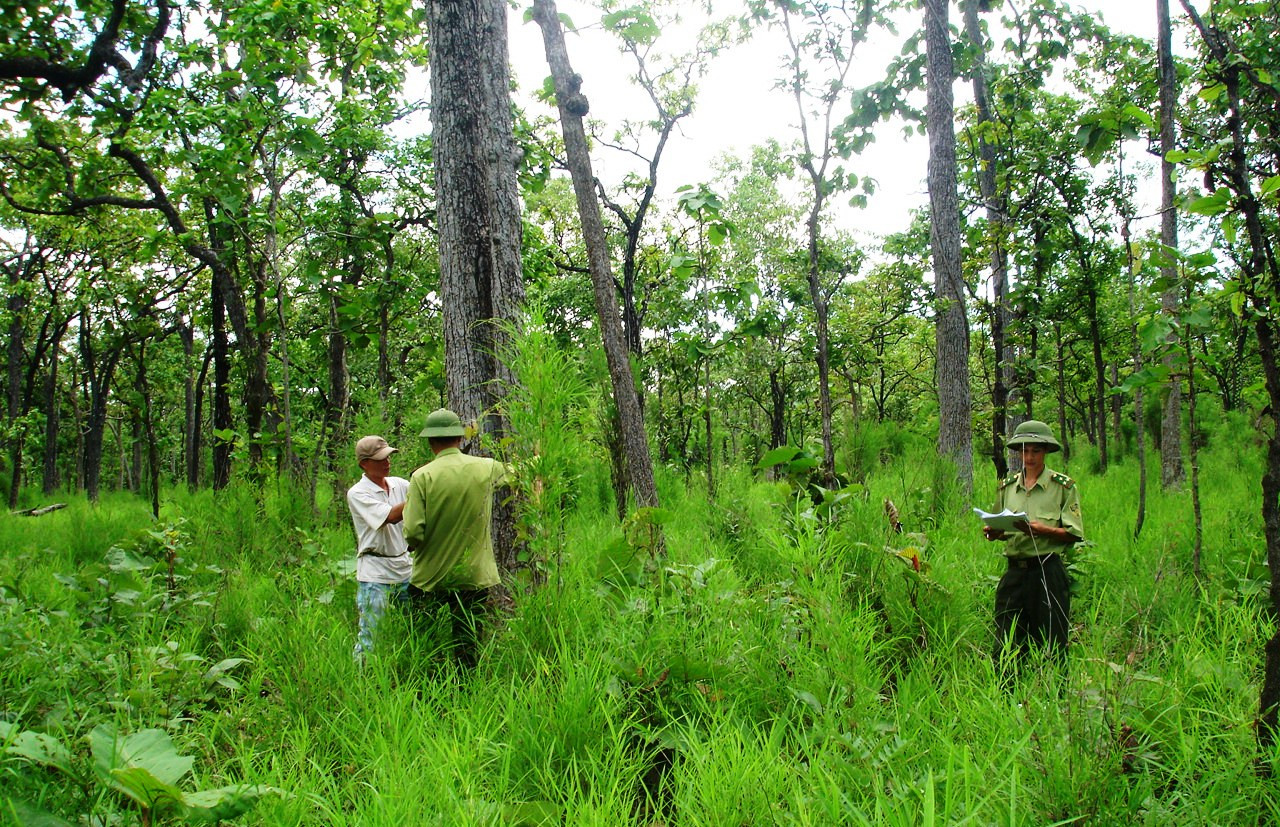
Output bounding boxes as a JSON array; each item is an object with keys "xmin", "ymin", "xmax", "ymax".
[
  {"xmin": 1006, "ymin": 419, "xmax": 1062, "ymax": 453},
  {"xmin": 420, "ymin": 408, "xmax": 466, "ymax": 438}
]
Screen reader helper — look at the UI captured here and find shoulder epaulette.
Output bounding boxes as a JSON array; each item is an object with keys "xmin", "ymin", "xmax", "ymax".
[
  {"xmin": 998, "ymin": 473, "xmax": 1019, "ymax": 489},
  {"xmin": 1051, "ymin": 472, "xmax": 1075, "ymax": 489}
]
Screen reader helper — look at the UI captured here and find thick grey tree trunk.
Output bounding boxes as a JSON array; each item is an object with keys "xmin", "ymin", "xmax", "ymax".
[
  {"xmin": 925, "ymin": 0, "xmax": 972, "ymax": 494},
  {"xmin": 427, "ymin": 0, "xmax": 527, "ymax": 573}
]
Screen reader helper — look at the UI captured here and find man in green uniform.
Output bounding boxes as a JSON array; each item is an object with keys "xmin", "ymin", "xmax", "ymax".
[
  {"xmin": 982, "ymin": 420, "xmax": 1084, "ymax": 667},
  {"xmin": 402, "ymin": 408, "xmax": 510, "ymax": 667}
]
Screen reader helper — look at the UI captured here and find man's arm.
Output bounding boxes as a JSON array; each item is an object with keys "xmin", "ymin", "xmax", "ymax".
[{"xmin": 402, "ymin": 476, "xmax": 426, "ymax": 548}]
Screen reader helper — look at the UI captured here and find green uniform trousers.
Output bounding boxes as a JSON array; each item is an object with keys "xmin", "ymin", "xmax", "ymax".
[{"xmin": 994, "ymin": 553, "xmax": 1070, "ymax": 661}]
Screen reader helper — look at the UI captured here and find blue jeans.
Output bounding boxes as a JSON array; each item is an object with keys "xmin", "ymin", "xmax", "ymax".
[{"xmin": 354, "ymin": 581, "xmax": 408, "ymax": 658}]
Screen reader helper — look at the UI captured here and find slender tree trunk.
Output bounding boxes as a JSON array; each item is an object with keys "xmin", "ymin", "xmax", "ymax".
[
  {"xmin": 325, "ymin": 294, "xmax": 351, "ymax": 518},
  {"xmin": 532, "ymin": 0, "xmax": 660, "ymax": 519},
  {"xmin": 42, "ymin": 333, "xmax": 61, "ymax": 495},
  {"xmin": 6, "ymin": 259, "xmax": 27, "ymax": 508},
  {"xmin": 925, "ymin": 0, "xmax": 972, "ymax": 493},
  {"xmin": 961, "ymin": 0, "xmax": 1011, "ymax": 480},
  {"xmin": 1124, "ymin": 220, "xmax": 1148, "ymax": 537},
  {"xmin": 135, "ymin": 341, "xmax": 161, "ymax": 518},
  {"xmin": 79, "ymin": 317, "xmax": 120, "ymax": 504},
  {"xmin": 1157, "ymin": 0, "xmax": 1185, "ymax": 489},
  {"xmin": 1054, "ymin": 321, "xmax": 1069, "ymax": 462},
  {"xmin": 1186, "ymin": 309, "xmax": 1202, "ymax": 576},
  {"xmin": 211, "ymin": 277, "xmax": 232, "ymax": 491},
  {"xmin": 1109, "ymin": 363, "xmax": 1122, "ymax": 455},
  {"xmin": 1181, "ymin": 0, "xmax": 1280, "ymax": 759},
  {"xmin": 180, "ymin": 318, "xmax": 196, "ymax": 489},
  {"xmin": 1085, "ymin": 262, "xmax": 1108, "ymax": 471}
]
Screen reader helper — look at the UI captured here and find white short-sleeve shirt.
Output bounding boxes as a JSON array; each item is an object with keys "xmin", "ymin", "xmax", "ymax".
[{"xmin": 346, "ymin": 475, "xmax": 412, "ymax": 584}]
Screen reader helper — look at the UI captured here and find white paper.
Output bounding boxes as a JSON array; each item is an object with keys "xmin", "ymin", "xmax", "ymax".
[{"xmin": 973, "ymin": 507, "xmax": 1029, "ymax": 532}]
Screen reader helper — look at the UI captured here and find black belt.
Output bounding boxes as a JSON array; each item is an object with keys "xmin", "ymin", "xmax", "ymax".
[{"xmin": 1008, "ymin": 554, "xmax": 1057, "ymax": 569}]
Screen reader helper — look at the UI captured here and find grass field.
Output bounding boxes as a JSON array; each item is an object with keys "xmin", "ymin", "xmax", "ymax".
[{"xmin": 2, "ymin": 420, "xmax": 1278, "ymax": 825}]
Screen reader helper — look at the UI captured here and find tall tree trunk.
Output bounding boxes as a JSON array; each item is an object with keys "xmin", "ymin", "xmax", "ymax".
[
  {"xmin": 428, "ymin": 0, "xmax": 528, "ymax": 575},
  {"xmin": 1124, "ymin": 220, "xmax": 1148, "ymax": 538},
  {"xmin": 180, "ymin": 317, "xmax": 197, "ymax": 489},
  {"xmin": 961, "ymin": 0, "xmax": 1011, "ymax": 480},
  {"xmin": 925, "ymin": 0, "xmax": 972, "ymax": 494},
  {"xmin": 1157, "ymin": 0, "xmax": 1185, "ymax": 490},
  {"xmin": 1180, "ymin": 0, "xmax": 1280, "ymax": 760},
  {"xmin": 532, "ymin": 0, "xmax": 661, "ymax": 520},
  {"xmin": 42, "ymin": 330, "xmax": 61, "ymax": 495},
  {"xmin": 135, "ymin": 341, "xmax": 161, "ymax": 518},
  {"xmin": 1083, "ymin": 256, "xmax": 1108, "ymax": 471},
  {"xmin": 1054, "ymin": 321, "xmax": 1069, "ymax": 462},
  {"xmin": 325, "ymin": 295, "xmax": 351, "ymax": 518},
  {"xmin": 1185, "ymin": 304, "xmax": 1202, "ymax": 576},
  {"xmin": 79, "ymin": 315, "xmax": 120, "ymax": 504},
  {"xmin": 6, "ymin": 256, "xmax": 28, "ymax": 508},
  {"xmin": 211, "ymin": 276, "xmax": 232, "ymax": 491}
]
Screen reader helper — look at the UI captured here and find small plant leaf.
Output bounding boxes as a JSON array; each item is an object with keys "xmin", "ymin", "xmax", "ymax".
[{"xmin": 182, "ymin": 784, "xmax": 289, "ymax": 823}]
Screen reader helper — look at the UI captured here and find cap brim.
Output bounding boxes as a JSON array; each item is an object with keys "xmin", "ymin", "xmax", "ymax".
[
  {"xmin": 363, "ymin": 447, "xmax": 397, "ymax": 461},
  {"xmin": 1007, "ymin": 440, "xmax": 1060, "ymax": 453}
]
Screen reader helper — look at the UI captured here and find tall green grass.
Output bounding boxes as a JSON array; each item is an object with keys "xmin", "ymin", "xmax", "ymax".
[{"xmin": 2, "ymin": 408, "xmax": 1277, "ymax": 824}]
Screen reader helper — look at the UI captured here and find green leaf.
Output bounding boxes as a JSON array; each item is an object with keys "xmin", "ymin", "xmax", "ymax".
[
  {"xmin": 90, "ymin": 726, "xmax": 193, "ymax": 810},
  {"xmin": 109, "ymin": 766, "xmax": 188, "ymax": 813},
  {"xmin": 0, "ymin": 798, "xmax": 73, "ymax": 827},
  {"xmin": 203, "ymin": 658, "xmax": 248, "ymax": 688},
  {"xmin": 1198, "ymin": 82, "xmax": 1226, "ymax": 102},
  {"xmin": 0, "ymin": 722, "xmax": 72, "ymax": 774},
  {"xmin": 756, "ymin": 446, "xmax": 802, "ymax": 469},
  {"xmin": 183, "ymin": 784, "xmax": 288, "ymax": 824},
  {"xmin": 1260, "ymin": 175, "xmax": 1280, "ymax": 197},
  {"xmin": 787, "ymin": 687, "xmax": 824, "ymax": 715},
  {"xmin": 106, "ymin": 548, "xmax": 152, "ymax": 573},
  {"xmin": 1186, "ymin": 189, "xmax": 1231, "ymax": 216}
]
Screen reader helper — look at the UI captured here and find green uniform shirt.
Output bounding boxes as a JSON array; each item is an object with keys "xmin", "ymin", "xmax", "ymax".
[
  {"xmin": 994, "ymin": 465, "xmax": 1084, "ymax": 559},
  {"xmin": 403, "ymin": 448, "xmax": 510, "ymax": 591}
]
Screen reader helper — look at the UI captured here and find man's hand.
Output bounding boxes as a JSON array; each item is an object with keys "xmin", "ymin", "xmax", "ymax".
[{"xmin": 983, "ymin": 526, "xmax": 1006, "ymax": 541}]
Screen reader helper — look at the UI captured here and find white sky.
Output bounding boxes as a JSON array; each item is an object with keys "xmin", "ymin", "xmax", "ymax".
[{"xmin": 498, "ymin": 1, "xmax": 1172, "ymax": 245}]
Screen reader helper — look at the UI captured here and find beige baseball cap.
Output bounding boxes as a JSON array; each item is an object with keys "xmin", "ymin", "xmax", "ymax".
[{"xmin": 355, "ymin": 435, "xmax": 397, "ymax": 463}]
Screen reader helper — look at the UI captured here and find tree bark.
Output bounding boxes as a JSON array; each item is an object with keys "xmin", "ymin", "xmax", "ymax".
[
  {"xmin": 961, "ymin": 0, "xmax": 1012, "ymax": 480},
  {"xmin": 210, "ymin": 274, "xmax": 232, "ymax": 491},
  {"xmin": 78, "ymin": 312, "xmax": 120, "ymax": 503},
  {"xmin": 6, "ymin": 252, "xmax": 28, "ymax": 508},
  {"xmin": 427, "ymin": 0, "xmax": 528, "ymax": 574},
  {"xmin": 925, "ymin": 0, "xmax": 973, "ymax": 493},
  {"xmin": 531, "ymin": 0, "xmax": 661, "ymax": 518},
  {"xmin": 1179, "ymin": 0, "xmax": 1280, "ymax": 761},
  {"xmin": 1157, "ymin": 0, "xmax": 1185, "ymax": 489},
  {"xmin": 42, "ymin": 327, "xmax": 61, "ymax": 495}
]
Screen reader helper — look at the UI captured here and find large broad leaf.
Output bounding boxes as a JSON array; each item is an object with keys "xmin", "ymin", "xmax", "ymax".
[
  {"xmin": 89, "ymin": 726, "xmax": 193, "ymax": 810},
  {"xmin": 0, "ymin": 722, "xmax": 72, "ymax": 774},
  {"xmin": 756, "ymin": 445, "xmax": 802, "ymax": 470}
]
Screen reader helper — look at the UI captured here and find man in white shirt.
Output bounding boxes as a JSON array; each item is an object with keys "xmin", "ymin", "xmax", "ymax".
[{"xmin": 346, "ymin": 435, "xmax": 412, "ymax": 660}]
